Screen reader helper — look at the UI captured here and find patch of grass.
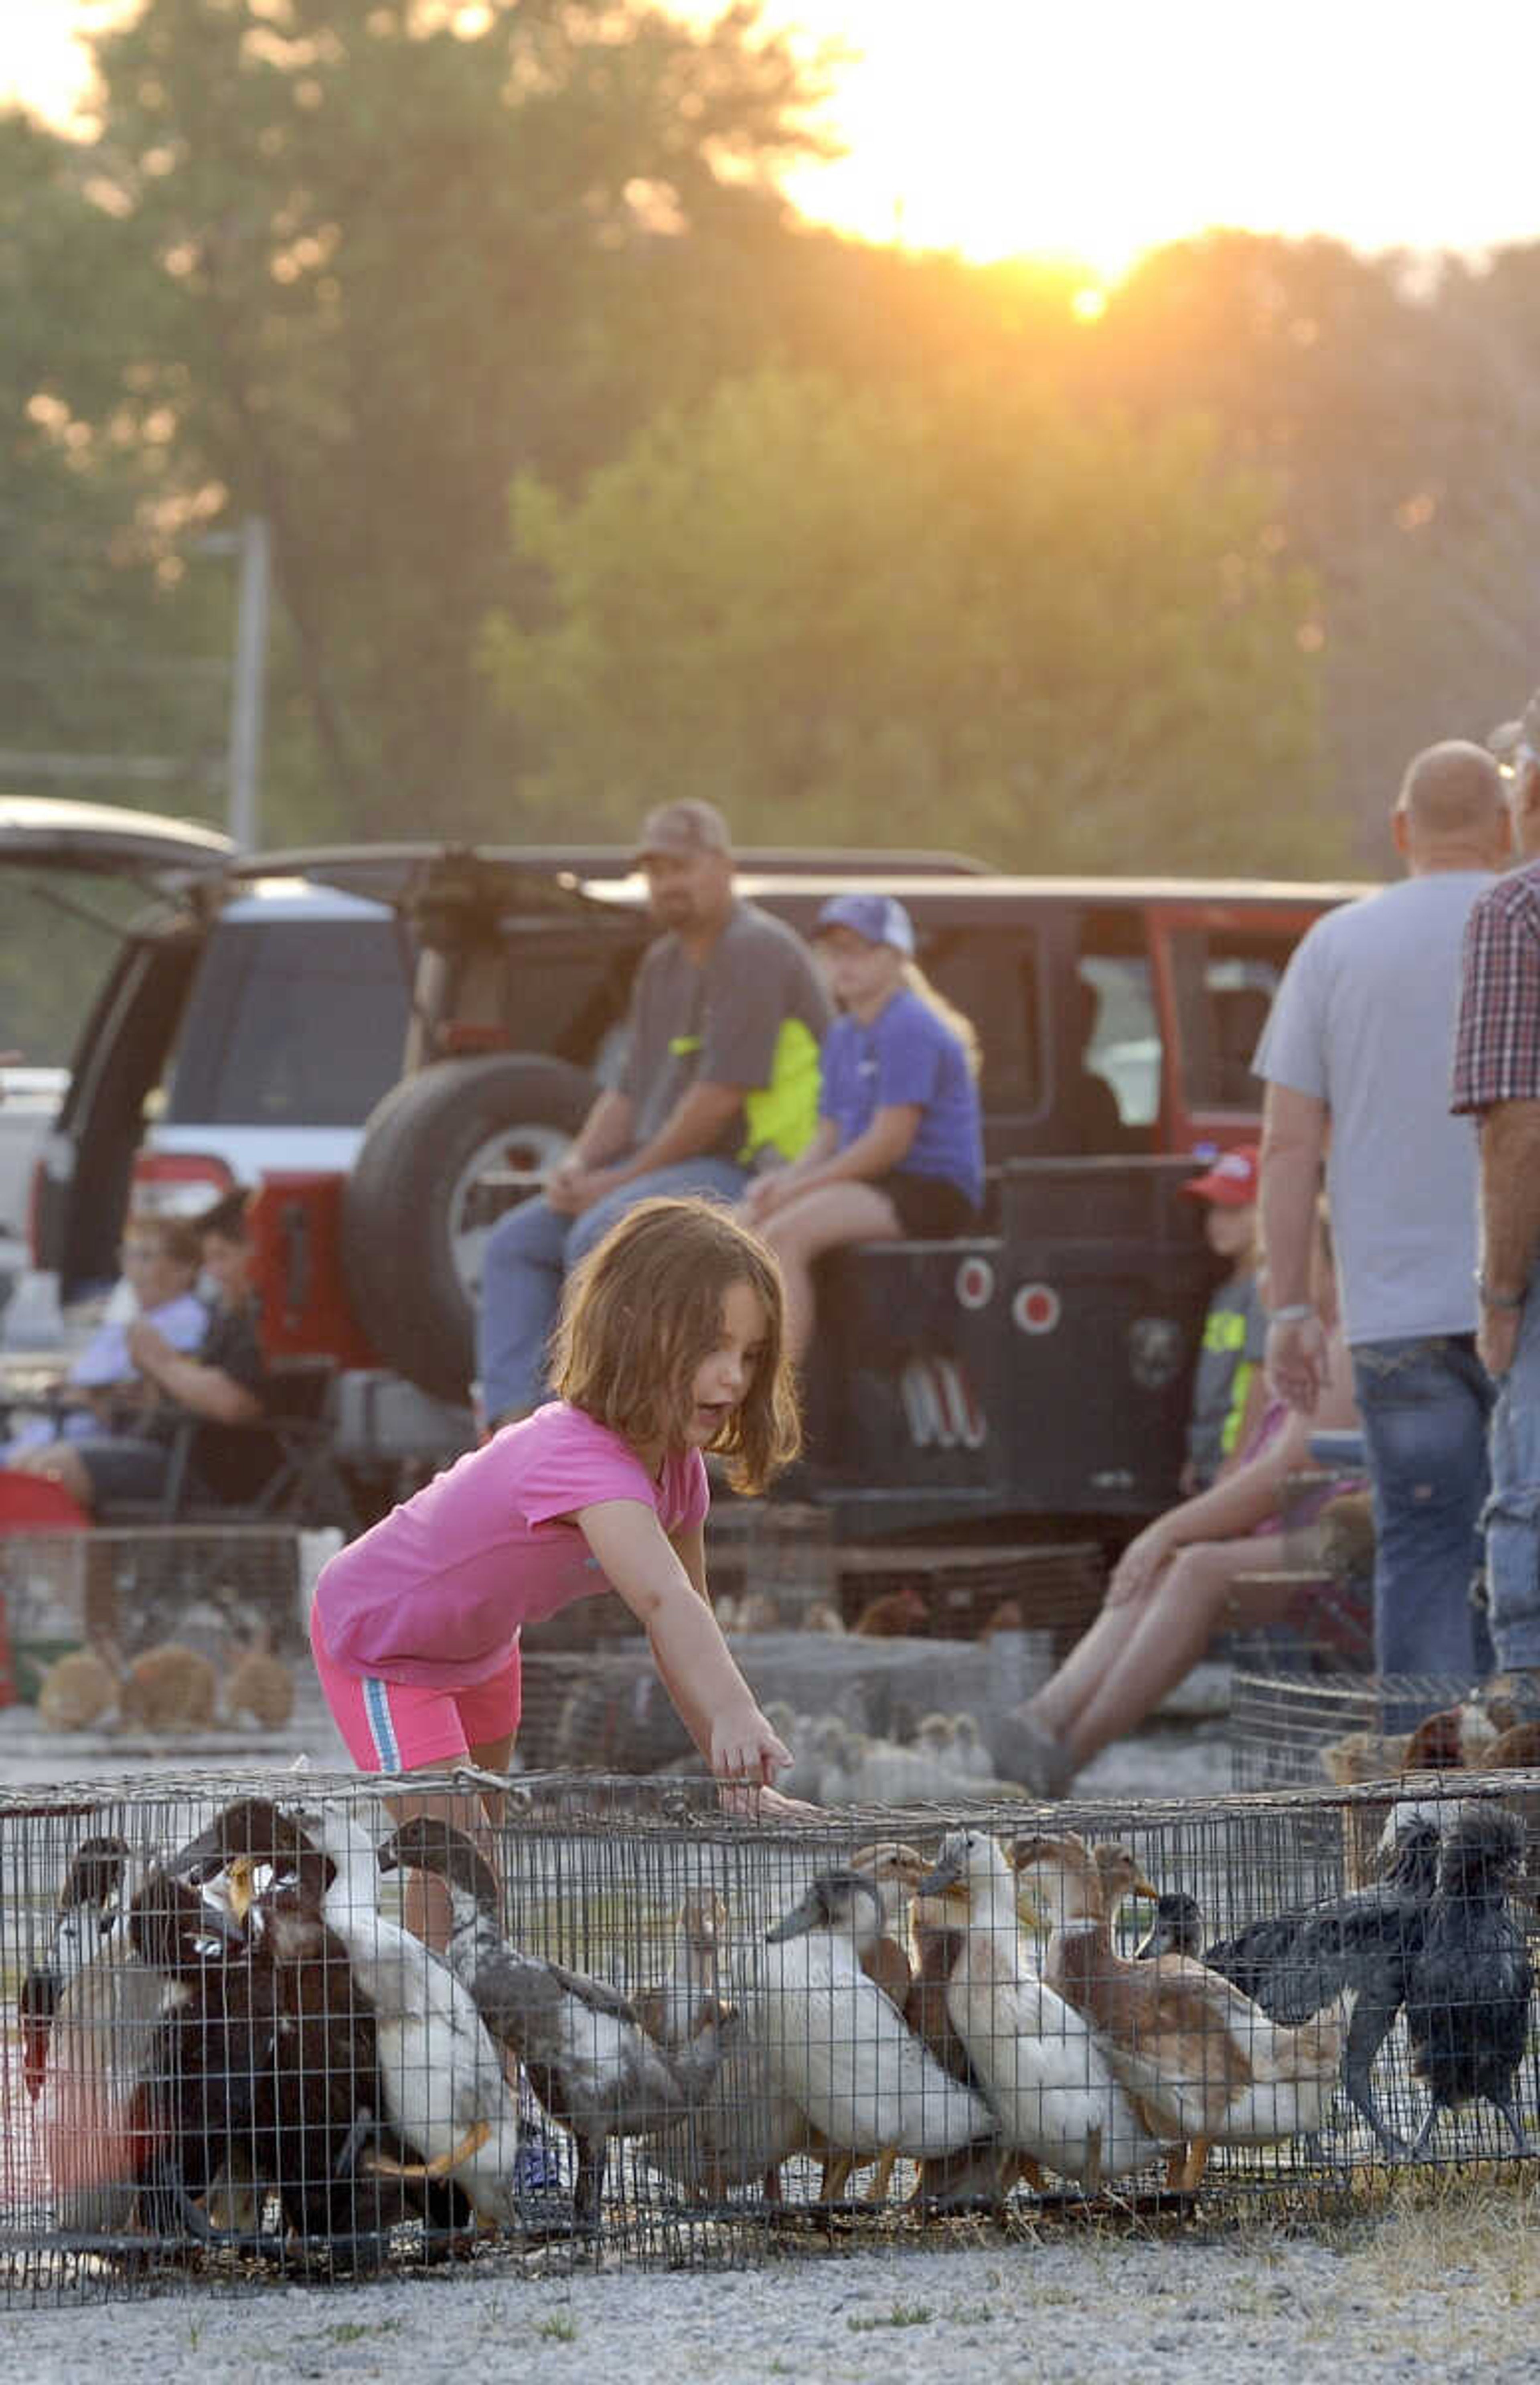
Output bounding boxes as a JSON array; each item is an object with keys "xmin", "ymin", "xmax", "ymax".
[
  {"xmin": 847, "ymin": 2302, "xmax": 933, "ymax": 2332},
  {"xmin": 325, "ymin": 2320, "xmax": 398, "ymax": 2345},
  {"xmin": 537, "ymin": 2312, "xmax": 579, "ymax": 2342}
]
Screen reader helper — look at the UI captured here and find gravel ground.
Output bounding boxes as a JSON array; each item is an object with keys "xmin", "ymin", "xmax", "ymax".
[{"xmin": 10, "ymin": 2190, "xmax": 1540, "ymax": 2385}]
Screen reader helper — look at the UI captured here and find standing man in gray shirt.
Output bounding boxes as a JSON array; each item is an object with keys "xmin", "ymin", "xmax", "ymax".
[
  {"xmin": 476, "ymin": 800, "xmax": 832, "ymax": 1428},
  {"xmin": 1256, "ymin": 740, "xmax": 1510, "ymax": 1678}
]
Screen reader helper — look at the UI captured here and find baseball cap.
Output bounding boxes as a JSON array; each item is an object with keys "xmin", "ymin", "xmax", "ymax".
[
  {"xmin": 811, "ymin": 892, "xmax": 916, "ymax": 956},
  {"xmin": 1181, "ymin": 1144, "xmax": 1260, "ymax": 1206},
  {"xmin": 632, "ymin": 799, "xmax": 732, "ymax": 865}
]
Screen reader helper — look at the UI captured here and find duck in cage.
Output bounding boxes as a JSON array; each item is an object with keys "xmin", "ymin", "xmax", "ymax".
[{"xmin": 4, "ymin": 1771, "xmax": 1540, "ymax": 2289}]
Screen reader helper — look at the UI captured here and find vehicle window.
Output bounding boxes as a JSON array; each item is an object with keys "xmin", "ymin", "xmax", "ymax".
[
  {"xmin": 1168, "ymin": 926, "xmax": 1297, "ymax": 1113},
  {"xmin": 165, "ymin": 917, "xmax": 411, "ymax": 1127},
  {"xmin": 498, "ymin": 939, "xmax": 638, "ymax": 1074},
  {"xmin": 920, "ymin": 926, "xmax": 1040, "ymax": 1119},
  {"xmin": 1078, "ymin": 954, "xmax": 1161, "ymax": 1128}
]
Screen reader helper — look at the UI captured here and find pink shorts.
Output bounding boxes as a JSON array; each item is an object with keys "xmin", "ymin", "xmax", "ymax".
[{"xmin": 310, "ymin": 1610, "xmax": 522, "ymax": 1776}]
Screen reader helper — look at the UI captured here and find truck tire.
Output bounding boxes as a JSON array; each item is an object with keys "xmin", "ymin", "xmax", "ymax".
[{"xmin": 340, "ymin": 1054, "xmax": 596, "ymax": 1403}]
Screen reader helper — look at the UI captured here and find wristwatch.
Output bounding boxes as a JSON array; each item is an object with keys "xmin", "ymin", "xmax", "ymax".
[{"xmin": 1475, "ymin": 1272, "xmax": 1527, "ymax": 1313}]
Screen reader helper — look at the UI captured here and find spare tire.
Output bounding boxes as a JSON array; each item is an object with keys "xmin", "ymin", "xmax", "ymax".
[{"xmin": 341, "ymin": 1053, "xmax": 596, "ymax": 1402}]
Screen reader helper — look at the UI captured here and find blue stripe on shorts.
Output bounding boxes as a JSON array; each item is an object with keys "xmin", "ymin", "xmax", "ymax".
[{"xmin": 362, "ymin": 1675, "xmax": 403, "ymax": 1773}]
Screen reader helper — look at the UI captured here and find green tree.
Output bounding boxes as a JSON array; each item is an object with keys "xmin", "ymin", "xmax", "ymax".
[
  {"xmin": 0, "ymin": 108, "xmax": 236, "ymax": 819},
  {"xmin": 1087, "ymin": 231, "xmax": 1540, "ymax": 860},
  {"xmin": 72, "ymin": 0, "xmax": 835, "ymax": 837},
  {"xmin": 482, "ymin": 365, "xmax": 1333, "ymax": 874}
]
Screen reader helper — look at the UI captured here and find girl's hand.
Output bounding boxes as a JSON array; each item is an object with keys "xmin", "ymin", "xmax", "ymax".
[
  {"xmin": 717, "ymin": 1783, "xmax": 824, "ymax": 1823},
  {"xmin": 710, "ymin": 1705, "xmax": 792, "ymax": 1786},
  {"xmin": 741, "ymin": 1168, "xmax": 791, "ymax": 1224},
  {"xmin": 1106, "ymin": 1523, "xmax": 1174, "ymax": 1609}
]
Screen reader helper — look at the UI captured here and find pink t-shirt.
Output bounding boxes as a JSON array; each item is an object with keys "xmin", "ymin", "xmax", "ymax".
[{"xmin": 313, "ymin": 1401, "xmax": 710, "ymax": 1687}]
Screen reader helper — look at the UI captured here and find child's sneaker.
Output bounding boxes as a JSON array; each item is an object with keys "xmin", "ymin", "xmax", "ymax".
[{"xmin": 510, "ymin": 2127, "xmax": 576, "ymax": 2242}]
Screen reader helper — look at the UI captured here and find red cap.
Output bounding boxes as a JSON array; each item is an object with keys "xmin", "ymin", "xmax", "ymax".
[{"xmin": 1181, "ymin": 1144, "xmax": 1260, "ymax": 1206}]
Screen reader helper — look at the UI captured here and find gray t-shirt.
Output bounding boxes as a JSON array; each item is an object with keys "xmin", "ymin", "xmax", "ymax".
[
  {"xmin": 617, "ymin": 899, "xmax": 832, "ymax": 1159},
  {"xmin": 1253, "ymin": 870, "xmax": 1495, "ymax": 1345}
]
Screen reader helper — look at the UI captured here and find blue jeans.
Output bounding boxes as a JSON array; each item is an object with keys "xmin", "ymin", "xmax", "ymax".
[
  {"xmin": 1350, "ymin": 1334, "xmax": 1493, "ymax": 1680},
  {"xmin": 476, "ymin": 1158, "xmax": 748, "ymax": 1424},
  {"xmin": 1485, "ymin": 1286, "xmax": 1540, "ymax": 1670}
]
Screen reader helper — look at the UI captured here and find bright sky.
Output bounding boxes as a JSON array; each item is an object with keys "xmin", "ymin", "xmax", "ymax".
[{"xmin": 8, "ymin": 1, "xmax": 1540, "ymax": 282}]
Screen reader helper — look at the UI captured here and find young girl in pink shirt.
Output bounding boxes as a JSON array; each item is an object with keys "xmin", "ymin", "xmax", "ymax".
[{"xmin": 311, "ymin": 1197, "xmax": 799, "ymax": 1799}]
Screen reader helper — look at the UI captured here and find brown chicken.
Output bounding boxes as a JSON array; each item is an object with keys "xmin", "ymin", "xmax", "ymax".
[{"xmin": 853, "ymin": 1585, "xmax": 930, "ymax": 1638}]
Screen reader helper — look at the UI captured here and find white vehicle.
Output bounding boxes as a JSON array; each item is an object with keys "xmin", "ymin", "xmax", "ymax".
[
  {"xmin": 0, "ymin": 1065, "xmax": 70, "ymax": 1288},
  {"xmin": 131, "ymin": 876, "xmax": 410, "ymax": 1213}
]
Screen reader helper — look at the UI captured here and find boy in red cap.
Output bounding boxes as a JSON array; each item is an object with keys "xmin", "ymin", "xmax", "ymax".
[{"xmin": 1180, "ymin": 1144, "xmax": 1264, "ymax": 1492}]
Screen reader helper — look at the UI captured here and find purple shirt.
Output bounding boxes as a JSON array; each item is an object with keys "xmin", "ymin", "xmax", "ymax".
[
  {"xmin": 313, "ymin": 1401, "xmax": 709, "ymax": 1687},
  {"xmin": 1452, "ymin": 862, "xmax": 1540, "ymax": 1112},
  {"xmin": 819, "ymin": 986, "xmax": 984, "ymax": 1209}
]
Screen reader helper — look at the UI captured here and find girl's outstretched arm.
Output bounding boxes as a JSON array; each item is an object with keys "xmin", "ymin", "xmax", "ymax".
[{"xmin": 578, "ymin": 1500, "xmax": 791, "ymax": 1784}]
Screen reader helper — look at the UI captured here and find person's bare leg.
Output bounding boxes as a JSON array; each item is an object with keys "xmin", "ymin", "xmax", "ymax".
[
  {"xmin": 391, "ymin": 1730, "xmax": 514, "ymax": 1951},
  {"xmin": 1027, "ymin": 1600, "xmax": 1149, "ymax": 1741},
  {"xmin": 762, "ymin": 1184, "xmax": 900, "ymax": 1361},
  {"xmin": 7, "ymin": 1443, "xmax": 92, "ymax": 1505},
  {"xmin": 1057, "ymin": 1536, "xmax": 1298, "ymax": 1772}
]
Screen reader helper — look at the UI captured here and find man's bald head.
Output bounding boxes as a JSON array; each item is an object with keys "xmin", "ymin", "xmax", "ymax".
[
  {"xmin": 1394, "ymin": 740, "xmax": 1509, "ymax": 868},
  {"xmin": 1396, "ymin": 740, "xmax": 1505, "ymax": 836}
]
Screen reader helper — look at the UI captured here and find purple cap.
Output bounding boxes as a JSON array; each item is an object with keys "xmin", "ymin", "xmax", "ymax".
[{"xmin": 812, "ymin": 892, "xmax": 915, "ymax": 956}]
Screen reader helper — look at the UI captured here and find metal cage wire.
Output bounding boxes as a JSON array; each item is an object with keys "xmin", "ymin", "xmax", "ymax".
[{"xmin": 2, "ymin": 1763, "xmax": 1539, "ymax": 2304}]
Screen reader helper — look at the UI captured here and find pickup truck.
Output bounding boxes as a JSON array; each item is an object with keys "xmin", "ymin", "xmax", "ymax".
[{"xmin": 5, "ymin": 803, "xmax": 1362, "ymax": 1550}]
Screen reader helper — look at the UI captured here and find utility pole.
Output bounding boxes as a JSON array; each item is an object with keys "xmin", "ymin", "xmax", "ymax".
[{"xmin": 226, "ymin": 515, "xmax": 270, "ymax": 850}]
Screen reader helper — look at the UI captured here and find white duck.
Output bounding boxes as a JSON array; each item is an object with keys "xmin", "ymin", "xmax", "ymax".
[
  {"xmin": 640, "ymin": 1890, "xmax": 815, "ymax": 2204},
  {"xmin": 917, "ymin": 1829, "xmax": 1167, "ymax": 2192},
  {"xmin": 737, "ymin": 1866, "xmax": 995, "ymax": 2196}
]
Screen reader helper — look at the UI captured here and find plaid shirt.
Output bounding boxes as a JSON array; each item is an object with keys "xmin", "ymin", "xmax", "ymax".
[{"xmin": 1451, "ymin": 861, "xmax": 1540, "ymax": 1111}]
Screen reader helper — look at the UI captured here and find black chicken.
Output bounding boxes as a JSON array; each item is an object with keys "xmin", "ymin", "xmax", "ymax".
[
  {"xmin": 1403, "ymin": 1803, "xmax": 1535, "ymax": 2159},
  {"xmin": 125, "ymin": 1868, "xmax": 272, "ymax": 2241},
  {"xmin": 1201, "ymin": 1812, "xmax": 1442, "ymax": 2159},
  {"xmin": 1132, "ymin": 1891, "xmax": 1206, "ymax": 1963},
  {"xmin": 230, "ymin": 1842, "xmax": 391, "ymax": 2260}
]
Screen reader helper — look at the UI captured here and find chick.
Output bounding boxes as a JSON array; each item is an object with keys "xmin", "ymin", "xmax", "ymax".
[
  {"xmin": 804, "ymin": 1713, "xmax": 861, "ymax": 1806},
  {"xmin": 946, "ymin": 1714, "xmax": 994, "ymax": 1786}
]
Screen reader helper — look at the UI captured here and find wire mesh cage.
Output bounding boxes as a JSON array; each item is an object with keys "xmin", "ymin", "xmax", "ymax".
[
  {"xmin": 1228, "ymin": 1656, "xmax": 1530, "ymax": 1794},
  {"xmin": 517, "ymin": 1630, "xmax": 1052, "ymax": 1782},
  {"xmin": 834, "ymin": 1538, "xmax": 1106, "ymax": 1651},
  {"xmin": 4, "ymin": 1764, "xmax": 1540, "ymax": 2306},
  {"xmin": 0, "ymin": 1527, "xmax": 302, "ymax": 1730}
]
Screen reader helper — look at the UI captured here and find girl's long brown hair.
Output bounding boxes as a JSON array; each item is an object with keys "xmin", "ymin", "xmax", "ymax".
[{"xmin": 549, "ymin": 1197, "xmax": 801, "ymax": 1495}]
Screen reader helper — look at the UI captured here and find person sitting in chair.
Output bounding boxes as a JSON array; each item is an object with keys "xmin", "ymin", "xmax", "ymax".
[
  {"xmin": 8, "ymin": 1190, "xmax": 272, "ymax": 1514},
  {"xmin": 3, "ymin": 1212, "xmax": 209, "ymax": 1459}
]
